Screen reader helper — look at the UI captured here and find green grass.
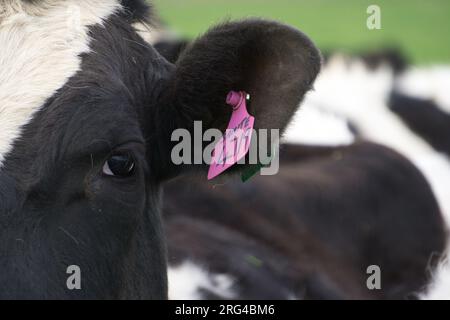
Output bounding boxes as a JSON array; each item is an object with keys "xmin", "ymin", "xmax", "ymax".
[{"xmin": 152, "ymin": 0, "xmax": 450, "ymax": 64}]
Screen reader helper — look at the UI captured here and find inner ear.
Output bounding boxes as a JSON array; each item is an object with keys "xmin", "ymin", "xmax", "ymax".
[
  {"xmin": 152, "ymin": 19, "xmax": 321, "ymax": 180},
  {"xmin": 169, "ymin": 19, "xmax": 322, "ymax": 133}
]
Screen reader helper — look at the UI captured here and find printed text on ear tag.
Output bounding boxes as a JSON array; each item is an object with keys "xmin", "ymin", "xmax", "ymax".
[{"xmin": 207, "ymin": 91, "xmax": 255, "ymax": 180}]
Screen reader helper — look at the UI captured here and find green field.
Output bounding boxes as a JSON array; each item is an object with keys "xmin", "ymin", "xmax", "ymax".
[{"xmin": 153, "ymin": 0, "xmax": 450, "ymax": 64}]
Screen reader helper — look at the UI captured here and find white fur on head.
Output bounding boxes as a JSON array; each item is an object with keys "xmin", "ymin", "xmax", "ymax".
[{"xmin": 0, "ymin": 0, "xmax": 122, "ymax": 168}]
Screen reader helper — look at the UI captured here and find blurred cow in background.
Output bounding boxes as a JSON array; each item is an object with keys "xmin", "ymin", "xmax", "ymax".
[
  {"xmin": 145, "ymin": 25, "xmax": 450, "ymax": 299},
  {"xmin": 165, "ymin": 142, "xmax": 445, "ymax": 300}
]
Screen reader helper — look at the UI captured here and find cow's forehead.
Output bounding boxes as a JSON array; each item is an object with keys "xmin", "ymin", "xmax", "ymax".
[{"xmin": 0, "ymin": 0, "xmax": 123, "ymax": 168}]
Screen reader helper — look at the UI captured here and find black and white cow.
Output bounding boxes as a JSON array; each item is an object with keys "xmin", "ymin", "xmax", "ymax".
[
  {"xmin": 389, "ymin": 92, "xmax": 450, "ymax": 157},
  {"xmin": 152, "ymin": 33, "xmax": 450, "ymax": 299},
  {"xmin": 284, "ymin": 51, "xmax": 450, "ymax": 299},
  {"xmin": 164, "ymin": 142, "xmax": 446, "ymax": 300},
  {"xmin": 0, "ymin": 0, "xmax": 321, "ymax": 299},
  {"xmin": 388, "ymin": 91, "xmax": 450, "ymax": 300}
]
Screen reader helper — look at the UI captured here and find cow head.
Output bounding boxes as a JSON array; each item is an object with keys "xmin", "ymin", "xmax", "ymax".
[{"xmin": 0, "ymin": 0, "xmax": 320, "ymax": 299}]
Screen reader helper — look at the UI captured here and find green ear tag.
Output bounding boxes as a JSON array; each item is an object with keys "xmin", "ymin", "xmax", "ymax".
[
  {"xmin": 241, "ymin": 163, "xmax": 265, "ymax": 182},
  {"xmin": 241, "ymin": 144, "xmax": 277, "ymax": 183}
]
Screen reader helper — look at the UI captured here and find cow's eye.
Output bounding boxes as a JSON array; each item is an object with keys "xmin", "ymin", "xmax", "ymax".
[{"xmin": 102, "ymin": 152, "xmax": 135, "ymax": 177}]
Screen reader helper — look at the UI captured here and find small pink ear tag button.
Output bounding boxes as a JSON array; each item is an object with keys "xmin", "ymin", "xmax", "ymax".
[{"xmin": 207, "ymin": 91, "xmax": 255, "ymax": 180}]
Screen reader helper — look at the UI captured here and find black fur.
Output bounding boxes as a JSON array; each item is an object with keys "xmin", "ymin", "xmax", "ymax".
[
  {"xmin": 389, "ymin": 92, "xmax": 450, "ymax": 156},
  {"xmin": 358, "ymin": 48, "xmax": 408, "ymax": 74},
  {"xmin": 154, "ymin": 39, "xmax": 189, "ymax": 64},
  {"xmin": 120, "ymin": 0, "xmax": 153, "ymax": 23}
]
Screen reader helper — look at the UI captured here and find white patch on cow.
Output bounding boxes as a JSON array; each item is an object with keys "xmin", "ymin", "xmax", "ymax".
[
  {"xmin": 305, "ymin": 54, "xmax": 450, "ymax": 227},
  {"xmin": 421, "ymin": 246, "xmax": 450, "ymax": 300},
  {"xmin": 168, "ymin": 261, "xmax": 235, "ymax": 300},
  {"xmin": 396, "ymin": 66, "xmax": 450, "ymax": 114},
  {"xmin": 283, "ymin": 99, "xmax": 355, "ymax": 146},
  {"xmin": 0, "ymin": 0, "xmax": 122, "ymax": 168},
  {"xmin": 303, "ymin": 55, "xmax": 450, "ymax": 299}
]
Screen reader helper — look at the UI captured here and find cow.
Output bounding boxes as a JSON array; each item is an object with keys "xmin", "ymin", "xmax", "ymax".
[
  {"xmin": 0, "ymin": 0, "xmax": 321, "ymax": 299},
  {"xmin": 151, "ymin": 33, "xmax": 450, "ymax": 299},
  {"xmin": 165, "ymin": 142, "xmax": 447, "ymax": 299},
  {"xmin": 290, "ymin": 51, "xmax": 450, "ymax": 300},
  {"xmin": 283, "ymin": 51, "xmax": 450, "ymax": 299},
  {"xmin": 387, "ymin": 92, "xmax": 450, "ymax": 299},
  {"xmin": 389, "ymin": 92, "xmax": 450, "ymax": 157}
]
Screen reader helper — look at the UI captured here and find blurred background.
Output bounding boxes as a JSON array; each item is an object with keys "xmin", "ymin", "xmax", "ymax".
[
  {"xmin": 149, "ymin": 1, "xmax": 450, "ymax": 300},
  {"xmin": 153, "ymin": 0, "xmax": 450, "ymax": 64}
]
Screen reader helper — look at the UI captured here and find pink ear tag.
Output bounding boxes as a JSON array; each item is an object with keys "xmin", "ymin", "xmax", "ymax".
[{"xmin": 207, "ymin": 91, "xmax": 255, "ymax": 180}]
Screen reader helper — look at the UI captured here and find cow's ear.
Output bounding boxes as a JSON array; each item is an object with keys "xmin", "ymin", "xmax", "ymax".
[
  {"xmin": 153, "ymin": 39, "xmax": 189, "ymax": 64},
  {"xmin": 154, "ymin": 19, "xmax": 321, "ymax": 179}
]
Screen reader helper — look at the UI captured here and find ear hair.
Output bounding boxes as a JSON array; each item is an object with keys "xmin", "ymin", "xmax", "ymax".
[
  {"xmin": 153, "ymin": 19, "xmax": 321, "ymax": 180},
  {"xmin": 120, "ymin": 0, "xmax": 153, "ymax": 23},
  {"xmin": 167, "ymin": 19, "xmax": 321, "ymax": 132}
]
